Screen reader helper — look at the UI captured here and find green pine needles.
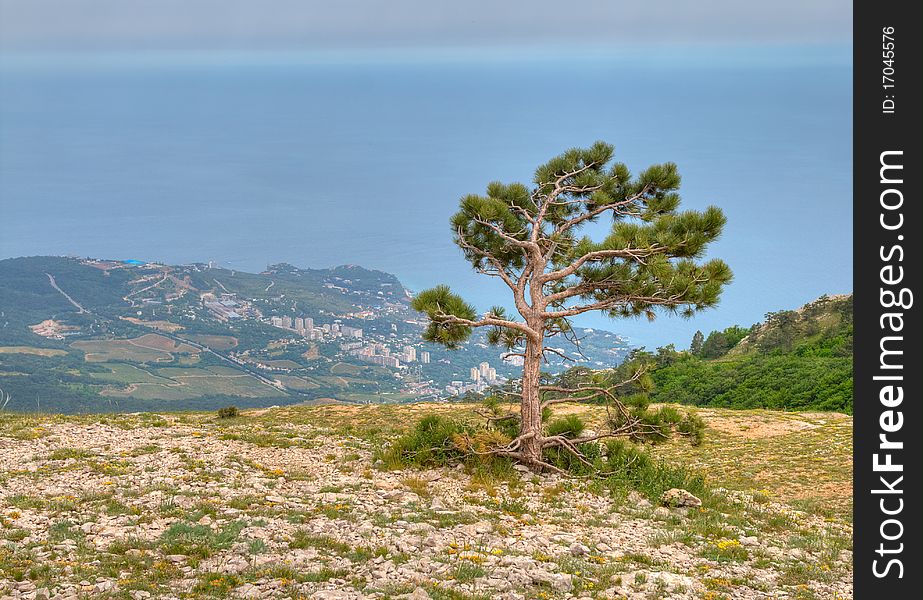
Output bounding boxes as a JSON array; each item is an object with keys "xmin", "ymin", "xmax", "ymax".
[{"xmin": 413, "ymin": 141, "xmax": 731, "ymax": 472}]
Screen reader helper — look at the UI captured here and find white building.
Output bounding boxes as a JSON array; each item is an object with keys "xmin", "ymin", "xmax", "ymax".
[{"xmin": 341, "ymin": 325, "xmax": 362, "ymax": 338}]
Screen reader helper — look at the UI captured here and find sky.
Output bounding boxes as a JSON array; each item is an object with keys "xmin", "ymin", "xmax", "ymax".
[{"xmin": 1, "ymin": 1, "xmax": 852, "ymax": 52}]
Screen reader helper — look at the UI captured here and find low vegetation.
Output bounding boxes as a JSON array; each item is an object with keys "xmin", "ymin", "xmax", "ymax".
[
  {"xmin": 216, "ymin": 406, "xmax": 240, "ymax": 419},
  {"xmin": 0, "ymin": 403, "xmax": 852, "ymax": 598},
  {"xmin": 559, "ymin": 294, "xmax": 854, "ymax": 414}
]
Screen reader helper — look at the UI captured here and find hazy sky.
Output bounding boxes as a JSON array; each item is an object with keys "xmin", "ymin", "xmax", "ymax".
[
  {"xmin": 1, "ymin": 0, "xmax": 852, "ymax": 53},
  {"xmin": 0, "ymin": 1, "xmax": 853, "ymax": 349}
]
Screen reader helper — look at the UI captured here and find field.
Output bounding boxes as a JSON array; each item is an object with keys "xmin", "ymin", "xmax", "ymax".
[
  {"xmin": 72, "ymin": 334, "xmax": 199, "ymax": 363},
  {"xmin": 264, "ymin": 359, "xmax": 303, "ymax": 370},
  {"xmin": 0, "ymin": 346, "xmax": 67, "ymax": 357},
  {"xmin": 0, "ymin": 404, "xmax": 853, "ymax": 599},
  {"xmin": 90, "ymin": 363, "xmax": 175, "ymax": 385},
  {"xmin": 90, "ymin": 363, "xmax": 281, "ymax": 401},
  {"xmin": 119, "ymin": 317, "xmax": 185, "ymax": 333},
  {"xmin": 276, "ymin": 375, "xmax": 321, "ymax": 390},
  {"xmin": 184, "ymin": 334, "xmax": 239, "ymax": 351},
  {"xmin": 330, "ymin": 361, "xmax": 365, "ymax": 376},
  {"xmin": 650, "ymin": 409, "xmax": 853, "ymax": 518}
]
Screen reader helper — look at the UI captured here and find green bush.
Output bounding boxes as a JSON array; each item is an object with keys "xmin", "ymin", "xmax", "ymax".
[
  {"xmin": 600, "ymin": 439, "xmax": 707, "ymax": 501},
  {"xmin": 651, "ymin": 353, "xmax": 853, "ymax": 413},
  {"xmin": 159, "ymin": 520, "xmax": 245, "ymax": 560},
  {"xmin": 217, "ymin": 406, "xmax": 240, "ymax": 419},
  {"xmin": 545, "ymin": 414, "xmax": 586, "ymax": 438},
  {"xmin": 376, "ymin": 415, "xmax": 471, "ymax": 469},
  {"xmin": 544, "ymin": 439, "xmax": 603, "ymax": 476},
  {"xmin": 603, "ymin": 404, "xmax": 705, "ymax": 446}
]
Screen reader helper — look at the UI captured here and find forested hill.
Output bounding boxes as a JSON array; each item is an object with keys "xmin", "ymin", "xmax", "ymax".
[{"xmin": 648, "ymin": 294, "xmax": 853, "ymax": 413}]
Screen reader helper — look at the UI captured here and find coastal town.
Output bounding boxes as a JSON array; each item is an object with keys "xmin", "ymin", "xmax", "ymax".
[{"xmin": 16, "ymin": 257, "xmax": 585, "ymax": 404}]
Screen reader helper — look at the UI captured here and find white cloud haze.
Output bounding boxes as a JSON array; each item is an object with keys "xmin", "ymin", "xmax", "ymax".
[{"xmin": 1, "ymin": 0, "xmax": 851, "ymax": 52}]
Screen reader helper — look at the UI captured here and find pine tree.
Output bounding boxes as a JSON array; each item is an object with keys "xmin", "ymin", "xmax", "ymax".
[
  {"xmin": 690, "ymin": 330, "xmax": 705, "ymax": 355},
  {"xmin": 413, "ymin": 142, "xmax": 731, "ymax": 470}
]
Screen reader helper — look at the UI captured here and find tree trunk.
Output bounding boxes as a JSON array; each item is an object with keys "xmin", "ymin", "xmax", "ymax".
[{"xmin": 519, "ymin": 324, "xmax": 544, "ymax": 468}]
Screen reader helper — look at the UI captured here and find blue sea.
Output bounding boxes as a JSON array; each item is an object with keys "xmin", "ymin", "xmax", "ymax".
[{"xmin": 0, "ymin": 48, "xmax": 852, "ymax": 348}]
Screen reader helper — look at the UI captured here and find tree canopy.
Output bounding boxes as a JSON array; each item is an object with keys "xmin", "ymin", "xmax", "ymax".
[{"xmin": 413, "ymin": 141, "xmax": 732, "ymax": 471}]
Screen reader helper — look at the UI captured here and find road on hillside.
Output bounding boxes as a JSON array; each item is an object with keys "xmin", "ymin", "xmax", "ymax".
[{"xmin": 45, "ymin": 273, "xmax": 88, "ymax": 313}]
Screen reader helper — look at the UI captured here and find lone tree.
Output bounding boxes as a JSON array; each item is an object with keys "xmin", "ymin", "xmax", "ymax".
[
  {"xmin": 690, "ymin": 330, "xmax": 705, "ymax": 356},
  {"xmin": 413, "ymin": 142, "xmax": 731, "ymax": 471}
]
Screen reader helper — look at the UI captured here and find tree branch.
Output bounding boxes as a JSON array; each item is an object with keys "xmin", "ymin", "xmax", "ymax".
[
  {"xmin": 540, "ymin": 245, "xmax": 664, "ymax": 285},
  {"xmin": 431, "ymin": 311, "xmax": 539, "ymax": 342}
]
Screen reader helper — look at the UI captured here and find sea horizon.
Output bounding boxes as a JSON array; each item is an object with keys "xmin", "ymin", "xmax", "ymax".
[{"xmin": 0, "ymin": 48, "xmax": 852, "ymax": 348}]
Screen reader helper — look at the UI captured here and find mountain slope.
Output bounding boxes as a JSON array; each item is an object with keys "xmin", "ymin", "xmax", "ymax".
[
  {"xmin": 650, "ymin": 294, "xmax": 853, "ymax": 413},
  {"xmin": 0, "ymin": 256, "xmax": 630, "ymax": 412},
  {"xmin": 0, "ymin": 403, "xmax": 853, "ymax": 598}
]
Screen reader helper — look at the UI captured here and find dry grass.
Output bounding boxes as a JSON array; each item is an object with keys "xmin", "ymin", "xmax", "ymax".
[{"xmin": 0, "ymin": 346, "xmax": 67, "ymax": 357}]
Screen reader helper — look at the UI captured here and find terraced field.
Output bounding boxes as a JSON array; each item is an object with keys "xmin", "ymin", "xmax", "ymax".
[{"xmin": 72, "ymin": 334, "xmax": 198, "ymax": 363}]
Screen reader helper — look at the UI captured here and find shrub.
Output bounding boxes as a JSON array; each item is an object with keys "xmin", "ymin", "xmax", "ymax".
[
  {"xmin": 608, "ymin": 405, "xmax": 705, "ymax": 446},
  {"xmin": 217, "ymin": 406, "xmax": 240, "ymax": 419},
  {"xmin": 544, "ymin": 439, "xmax": 603, "ymax": 476},
  {"xmin": 159, "ymin": 520, "xmax": 245, "ymax": 559},
  {"xmin": 545, "ymin": 414, "xmax": 586, "ymax": 438},
  {"xmin": 376, "ymin": 415, "xmax": 471, "ymax": 469},
  {"xmin": 601, "ymin": 439, "xmax": 707, "ymax": 500}
]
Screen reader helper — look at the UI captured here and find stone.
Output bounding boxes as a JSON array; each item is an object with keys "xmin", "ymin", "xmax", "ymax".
[
  {"xmin": 312, "ymin": 590, "xmax": 353, "ymax": 600},
  {"xmin": 403, "ymin": 588, "xmax": 430, "ymax": 600},
  {"xmin": 627, "ymin": 491, "xmax": 652, "ymax": 508},
  {"xmin": 660, "ymin": 488, "xmax": 702, "ymax": 508},
  {"xmin": 570, "ymin": 542, "xmax": 590, "ymax": 556}
]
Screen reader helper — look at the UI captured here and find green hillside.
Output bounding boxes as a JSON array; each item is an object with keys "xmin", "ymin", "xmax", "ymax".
[
  {"xmin": 648, "ymin": 294, "xmax": 853, "ymax": 413},
  {"xmin": 0, "ymin": 256, "xmax": 630, "ymax": 413}
]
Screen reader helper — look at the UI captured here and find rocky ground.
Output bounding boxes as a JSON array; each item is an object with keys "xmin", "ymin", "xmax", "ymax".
[{"xmin": 0, "ymin": 405, "xmax": 853, "ymax": 599}]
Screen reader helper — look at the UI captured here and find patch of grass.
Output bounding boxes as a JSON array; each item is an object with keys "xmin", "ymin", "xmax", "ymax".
[
  {"xmin": 47, "ymin": 448, "xmax": 96, "ymax": 461},
  {"xmin": 597, "ymin": 440, "xmax": 709, "ymax": 501},
  {"xmin": 375, "ymin": 415, "xmax": 470, "ymax": 469},
  {"xmin": 451, "ymin": 559, "xmax": 486, "ymax": 583},
  {"xmin": 700, "ymin": 539, "xmax": 750, "ymax": 563},
  {"xmin": 193, "ymin": 572, "xmax": 242, "ymax": 597},
  {"xmin": 289, "ymin": 531, "xmax": 350, "ymax": 553},
  {"xmin": 546, "ymin": 414, "xmax": 586, "ymax": 438},
  {"xmin": 129, "ymin": 444, "xmax": 162, "ymax": 456},
  {"xmin": 482, "ymin": 497, "xmax": 528, "ymax": 517},
  {"xmin": 227, "ymin": 494, "xmax": 263, "ymax": 510},
  {"xmin": 158, "ymin": 520, "xmax": 246, "ymax": 562},
  {"xmin": 6, "ymin": 494, "xmax": 45, "ymax": 510},
  {"xmin": 48, "ymin": 519, "xmax": 84, "ymax": 543},
  {"xmin": 218, "ymin": 431, "xmax": 293, "ymax": 448},
  {"xmin": 777, "ymin": 561, "xmax": 840, "ymax": 586},
  {"xmin": 400, "ymin": 476, "xmax": 432, "ymax": 499},
  {"xmin": 243, "ymin": 564, "xmax": 347, "ymax": 584},
  {"xmin": 1, "ymin": 528, "xmax": 29, "ymax": 542},
  {"xmin": 104, "ymin": 497, "xmax": 140, "ymax": 516}
]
